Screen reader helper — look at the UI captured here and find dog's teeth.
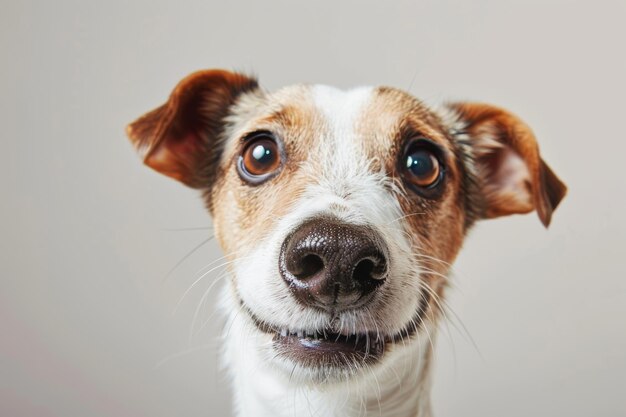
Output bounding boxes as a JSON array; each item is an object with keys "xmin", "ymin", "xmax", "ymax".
[
  {"xmin": 280, "ymin": 328, "xmax": 287, "ymax": 337},
  {"xmin": 297, "ymin": 330, "xmax": 304, "ymax": 338}
]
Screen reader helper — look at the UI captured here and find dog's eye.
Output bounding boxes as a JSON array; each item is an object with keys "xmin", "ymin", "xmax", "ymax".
[
  {"xmin": 401, "ymin": 140, "xmax": 443, "ymax": 191},
  {"xmin": 238, "ymin": 133, "xmax": 282, "ymax": 184}
]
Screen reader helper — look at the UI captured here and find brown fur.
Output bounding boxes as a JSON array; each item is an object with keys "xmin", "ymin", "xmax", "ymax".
[
  {"xmin": 126, "ymin": 69, "xmax": 567, "ymax": 373},
  {"xmin": 127, "ymin": 70, "xmax": 565, "ymax": 324},
  {"xmin": 447, "ymin": 102, "xmax": 567, "ymax": 227},
  {"xmin": 126, "ymin": 69, "xmax": 259, "ymax": 189}
]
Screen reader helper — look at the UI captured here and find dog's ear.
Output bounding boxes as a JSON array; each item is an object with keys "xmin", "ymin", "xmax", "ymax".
[
  {"xmin": 447, "ymin": 102, "xmax": 567, "ymax": 227},
  {"xmin": 126, "ymin": 69, "xmax": 259, "ymax": 188}
]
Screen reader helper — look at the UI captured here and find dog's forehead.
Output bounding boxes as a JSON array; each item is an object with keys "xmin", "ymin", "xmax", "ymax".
[
  {"xmin": 310, "ymin": 84, "xmax": 374, "ymax": 134},
  {"xmin": 244, "ymin": 84, "xmax": 448, "ymax": 157}
]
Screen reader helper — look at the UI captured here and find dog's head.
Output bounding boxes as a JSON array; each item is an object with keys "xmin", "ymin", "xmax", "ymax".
[{"xmin": 127, "ymin": 69, "xmax": 566, "ymax": 384}]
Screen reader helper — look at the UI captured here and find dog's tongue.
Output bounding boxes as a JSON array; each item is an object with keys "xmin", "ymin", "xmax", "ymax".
[{"xmin": 273, "ymin": 331, "xmax": 385, "ymax": 365}]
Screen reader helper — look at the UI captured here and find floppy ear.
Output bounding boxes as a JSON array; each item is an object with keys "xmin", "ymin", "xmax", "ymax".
[
  {"xmin": 447, "ymin": 102, "xmax": 567, "ymax": 227},
  {"xmin": 126, "ymin": 69, "xmax": 259, "ymax": 188}
]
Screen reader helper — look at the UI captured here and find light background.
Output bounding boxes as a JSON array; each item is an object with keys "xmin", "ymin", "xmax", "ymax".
[{"xmin": 2, "ymin": 1, "xmax": 625, "ymax": 416}]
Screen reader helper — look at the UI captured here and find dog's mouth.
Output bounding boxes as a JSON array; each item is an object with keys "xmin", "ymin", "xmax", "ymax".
[
  {"xmin": 272, "ymin": 328, "xmax": 385, "ymax": 366},
  {"xmin": 240, "ymin": 292, "xmax": 430, "ymax": 368}
]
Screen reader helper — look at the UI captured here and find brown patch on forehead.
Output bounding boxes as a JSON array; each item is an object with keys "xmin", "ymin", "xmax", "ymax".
[
  {"xmin": 356, "ymin": 87, "xmax": 468, "ymax": 281},
  {"xmin": 209, "ymin": 85, "xmax": 328, "ymax": 258},
  {"xmin": 356, "ymin": 87, "xmax": 455, "ymax": 160}
]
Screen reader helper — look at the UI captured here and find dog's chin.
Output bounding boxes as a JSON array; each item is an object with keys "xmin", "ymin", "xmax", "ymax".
[{"xmin": 239, "ymin": 294, "xmax": 430, "ymax": 385}]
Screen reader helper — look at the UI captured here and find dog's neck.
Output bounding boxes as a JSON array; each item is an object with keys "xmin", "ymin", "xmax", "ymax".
[{"xmin": 221, "ymin": 287, "xmax": 435, "ymax": 417}]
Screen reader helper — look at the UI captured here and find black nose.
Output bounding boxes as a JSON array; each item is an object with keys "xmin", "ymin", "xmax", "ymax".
[{"xmin": 279, "ymin": 217, "xmax": 388, "ymax": 312}]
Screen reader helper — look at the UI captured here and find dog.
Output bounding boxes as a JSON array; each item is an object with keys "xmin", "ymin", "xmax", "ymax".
[{"xmin": 126, "ymin": 69, "xmax": 566, "ymax": 417}]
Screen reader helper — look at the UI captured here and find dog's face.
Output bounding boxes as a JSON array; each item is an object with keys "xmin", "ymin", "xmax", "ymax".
[{"xmin": 127, "ymin": 70, "xmax": 566, "ymax": 385}]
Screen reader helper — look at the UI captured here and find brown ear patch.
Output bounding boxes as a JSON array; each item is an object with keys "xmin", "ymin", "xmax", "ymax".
[
  {"xmin": 126, "ymin": 69, "xmax": 259, "ymax": 188},
  {"xmin": 448, "ymin": 102, "xmax": 567, "ymax": 227}
]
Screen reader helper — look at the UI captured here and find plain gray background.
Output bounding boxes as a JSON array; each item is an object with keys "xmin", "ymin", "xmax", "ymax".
[{"xmin": 2, "ymin": 0, "xmax": 625, "ymax": 416}]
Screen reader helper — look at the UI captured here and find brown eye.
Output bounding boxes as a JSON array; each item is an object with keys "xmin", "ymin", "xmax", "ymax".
[
  {"xmin": 238, "ymin": 133, "xmax": 282, "ymax": 184},
  {"xmin": 401, "ymin": 141, "xmax": 443, "ymax": 191}
]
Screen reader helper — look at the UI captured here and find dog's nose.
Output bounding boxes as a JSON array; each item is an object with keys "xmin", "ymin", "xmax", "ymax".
[{"xmin": 279, "ymin": 217, "xmax": 388, "ymax": 312}]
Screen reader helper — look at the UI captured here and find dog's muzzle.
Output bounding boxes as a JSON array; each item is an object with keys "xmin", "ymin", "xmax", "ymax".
[
  {"xmin": 240, "ymin": 216, "xmax": 426, "ymax": 371},
  {"xmin": 279, "ymin": 216, "xmax": 389, "ymax": 313}
]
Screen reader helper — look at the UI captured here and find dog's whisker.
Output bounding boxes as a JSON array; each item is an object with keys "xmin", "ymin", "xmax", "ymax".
[
  {"xmin": 437, "ymin": 300, "xmax": 483, "ymax": 360},
  {"xmin": 189, "ymin": 272, "xmax": 229, "ymax": 342},
  {"xmin": 160, "ymin": 226, "xmax": 214, "ymax": 232},
  {"xmin": 417, "ymin": 264, "xmax": 455, "ymax": 285},
  {"xmin": 222, "ymin": 308, "xmax": 243, "ymax": 345},
  {"xmin": 154, "ymin": 343, "xmax": 220, "ymax": 370},
  {"xmin": 193, "ymin": 255, "xmax": 229, "ymax": 276},
  {"xmin": 162, "ymin": 236, "xmax": 214, "ymax": 282},
  {"xmin": 173, "ymin": 256, "xmax": 250, "ymax": 315},
  {"xmin": 193, "ymin": 275, "xmax": 231, "ymax": 337},
  {"xmin": 365, "ymin": 362, "xmax": 383, "ymax": 417},
  {"xmin": 414, "ymin": 252, "xmax": 453, "ymax": 268},
  {"xmin": 415, "ymin": 275, "xmax": 481, "ymax": 359},
  {"xmin": 385, "ymin": 211, "xmax": 426, "ymax": 225}
]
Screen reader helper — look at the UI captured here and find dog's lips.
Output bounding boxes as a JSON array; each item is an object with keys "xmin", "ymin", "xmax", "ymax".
[{"xmin": 272, "ymin": 329, "xmax": 385, "ymax": 365}]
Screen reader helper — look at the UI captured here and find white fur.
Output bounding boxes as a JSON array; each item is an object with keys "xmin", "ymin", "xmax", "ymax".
[{"xmin": 220, "ymin": 86, "xmax": 435, "ymax": 417}]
